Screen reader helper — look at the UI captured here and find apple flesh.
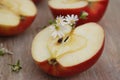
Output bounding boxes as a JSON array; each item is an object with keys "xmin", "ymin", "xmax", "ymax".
[
  {"xmin": 31, "ymin": 22, "xmax": 105, "ymax": 77},
  {"xmin": 48, "ymin": 0, "xmax": 109, "ymax": 25},
  {"xmin": 0, "ymin": 0, "xmax": 37, "ymax": 36}
]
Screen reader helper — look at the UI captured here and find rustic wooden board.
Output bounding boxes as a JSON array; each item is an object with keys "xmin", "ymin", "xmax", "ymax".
[{"xmin": 0, "ymin": 0, "xmax": 120, "ymax": 80}]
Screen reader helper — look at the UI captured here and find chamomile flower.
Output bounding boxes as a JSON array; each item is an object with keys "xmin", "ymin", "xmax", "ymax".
[
  {"xmin": 50, "ymin": 15, "xmax": 78, "ymax": 38},
  {"xmin": 50, "ymin": 24, "xmax": 65, "ymax": 38},
  {"xmin": 56, "ymin": 15, "xmax": 66, "ymax": 25},
  {"xmin": 65, "ymin": 14, "xmax": 79, "ymax": 26},
  {"xmin": 50, "ymin": 19, "xmax": 72, "ymax": 39}
]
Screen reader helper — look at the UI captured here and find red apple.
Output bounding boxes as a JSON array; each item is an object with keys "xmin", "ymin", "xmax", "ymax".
[
  {"xmin": 32, "ymin": 0, "xmax": 39, "ymax": 3},
  {"xmin": 48, "ymin": 0, "xmax": 109, "ymax": 25},
  {"xmin": 31, "ymin": 22, "xmax": 105, "ymax": 77},
  {"xmin": 32, "ymin": 0, "xmax": 43, "ymax": 4},
  {"xmin": 0, "ymin": 0, "xmax": 37, "ymax": 36}
]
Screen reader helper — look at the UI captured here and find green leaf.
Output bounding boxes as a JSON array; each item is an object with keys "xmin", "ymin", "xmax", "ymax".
[
  {"xmin": 80, "ymin": 11, "xmax": 89, "ymax": 20},
  {"xmin": 42, "ymin": 26, "xmax": 46, "ymax": 29},
  {"xmin": 17, "ymin": 60, "xmax": 20, "ymax": 66},
  {"xmin": 49, "ymin": 19, "xmax": 55, "ymax": 25},
  {"xmin": 0, "ymin": 49, "xmax": 5, "ymax": 56}
]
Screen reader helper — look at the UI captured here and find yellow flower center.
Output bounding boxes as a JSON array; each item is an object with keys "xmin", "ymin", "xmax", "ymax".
[{"xmin": 55, "ymin": 25, "xmax": 60, "ymax": 31}]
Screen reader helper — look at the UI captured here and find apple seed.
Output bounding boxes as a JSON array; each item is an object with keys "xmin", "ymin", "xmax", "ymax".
[
  {"xmin": 58, "ymin": 38, "xmax": 63, "ymax": 43},
  {"xmin": 64, "ymin": 36, "xmax": 69, "ymax": 42}
]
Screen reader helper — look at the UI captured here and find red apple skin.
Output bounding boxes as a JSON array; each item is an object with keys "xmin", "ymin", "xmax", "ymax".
[
  {"xmin": 49, "ymin": 0, "xmax": 109, "ymax": 25},
  {"xmin": 34, "ymin": 41, "xmax": 105, "ymax": 77},
  {"xmin": 32, "ymin": 0, "xmax": 38, "ymax": 3},
  {"xmin": 32, "ymin": 0, "xmax": 42, "ymax": 4},
  {"xmin": 0, "ymin": 15, "xmax": 36, "ymax": 36}
]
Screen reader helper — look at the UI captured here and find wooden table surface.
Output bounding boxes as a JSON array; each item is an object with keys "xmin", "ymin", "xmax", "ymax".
[{"xmin": 0, "ymin": 0, "xmax": 120, "ymax": 80}]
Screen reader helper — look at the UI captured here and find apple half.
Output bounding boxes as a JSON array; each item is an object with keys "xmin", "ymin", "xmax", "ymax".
[
  {"xmin": 0, "ymin": 0, "xmax": 37, "ymax": 36},
  {"xmin": 31, "ymin": 22, "xmax": 105, "ymax": 77},
  {"xmin": 48, "ymin": 0, "xmax": 109, "ymax": 25}
]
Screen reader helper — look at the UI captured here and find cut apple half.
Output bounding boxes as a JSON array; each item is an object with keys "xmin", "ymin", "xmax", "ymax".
[
  {"xmin": 49, "ymin": 0, "xmax": 88, "ymax": 9},
  {"xmin": 48, "ymin": 0, "xmax": 109, "ymax": 25},
  {"xmin": 0, "ymin": 0, "xmax": 37, "ymax": 27},
  {"xmin": 31, "ymin": 22, "xmax": 105, "ymax": 77},
  {"xmin": 49, "ymin": 0, "xmax": 102, "ymax": 9},
  {"xmin": 0, "ymin": 8, "xmax": 20, "ymax": 26}
]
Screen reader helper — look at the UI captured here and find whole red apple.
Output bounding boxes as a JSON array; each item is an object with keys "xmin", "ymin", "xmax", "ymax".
[
  {"xmin": 32, "ymin": 0, "xmax": 39, "ymax": 3},
  {"xmin": 32, "ymin": 0, "xmax": 42, "ymax": 4},
  {"xmin": 0, "ymin": 0, "xmax": 37, "ymax": 36},
  {"xmin": 31, "ymin": 23, "xmax": 105, "ymax": 77},
  {"xmin": 48, "ymin": 0, "xmax": 109, "ymax": 25}
]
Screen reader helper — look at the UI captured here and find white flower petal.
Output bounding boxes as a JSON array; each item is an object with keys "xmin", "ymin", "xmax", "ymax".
[
  {"xmin": 71, "ymin": 14, "xmax": 74, "ymax": 18},
  {"xmin": 49, "ymin": 25, "xmax": 55, "ymax": 31},
  {"xmin": 51, "ymin": 31, "xmax": 57, "ymax": 38},
  {"xmin": 58, "ymin": 31, "xmax": 64, "ymax": 38}
]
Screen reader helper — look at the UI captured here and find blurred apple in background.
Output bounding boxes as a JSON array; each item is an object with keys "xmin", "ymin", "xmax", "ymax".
[
  {"xmin": 32, "ymin": 0, "xmax": 38, "ymax": 3},
  {"xmin": 0, "ymin": 0, "xmax": 37, "ymax": 36},
  {"xmin": 48, "ymin": 0, "xmax": 109, "ymax": 25},
  {"xmin": 32, "ymin": 0, "xmax": 42, "ymax": 4},
  {"xmin": 31, "ymin": 23, "xmax": 105, "ymax": 77}
]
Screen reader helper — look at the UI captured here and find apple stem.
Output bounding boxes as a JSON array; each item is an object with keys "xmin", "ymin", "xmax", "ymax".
[
  {"xmin": 20, "ymin": 16, "xmax": 25, "ymax": 21},
  {"xmin": 48, "ymin": 58, "xmax": 58, "ymax": 66}
]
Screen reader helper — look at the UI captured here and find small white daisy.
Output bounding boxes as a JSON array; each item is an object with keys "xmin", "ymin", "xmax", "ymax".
[
  {"xmin": 56, "ymin": 15, "xmax": 66, "ymax": 26},
  {"xmin": 50, "ymin": 15, "xmax": 78, "ymax": 39},
  {"xmin": 50, "ymin": 22, "xmax": 72, "ymax": 38},
  {"xmin": 65, "ymin": 14, "xmax": 79, "ymax": 26},
  {"xmin": 50, "ymin": 23, "xmax": 65, "ymax": 38}
]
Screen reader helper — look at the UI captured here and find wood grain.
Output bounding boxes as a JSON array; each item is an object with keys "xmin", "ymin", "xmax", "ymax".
[{"xmin": 0, "ymin": 0, "xmax": 120, "ymax": 80}]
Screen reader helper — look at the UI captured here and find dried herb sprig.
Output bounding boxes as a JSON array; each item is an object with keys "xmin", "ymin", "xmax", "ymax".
[
  {"xmin": 0, "ymin": 43, "xmax": 13, "ymax": 56},
  {"xmin": 9, "ymin": 60, "xmax": 22, "ymax": 72}
]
